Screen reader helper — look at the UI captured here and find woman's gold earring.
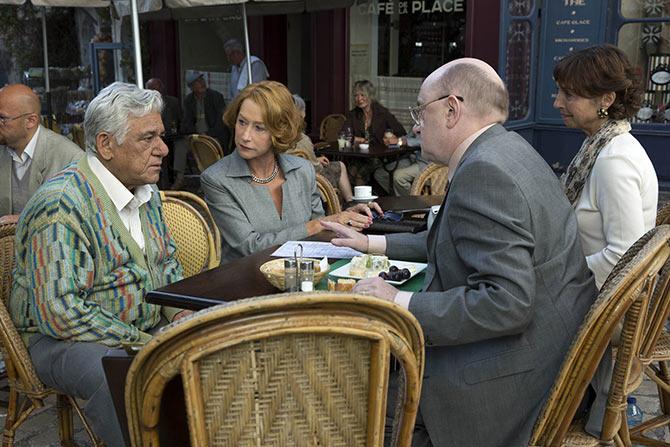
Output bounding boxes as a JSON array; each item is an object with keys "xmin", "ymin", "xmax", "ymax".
[{"xmin": 597, "ymin": 107, "xmax": 609, "ymax": 118}]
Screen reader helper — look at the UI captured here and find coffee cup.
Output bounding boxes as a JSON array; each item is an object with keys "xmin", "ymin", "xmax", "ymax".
[
  {"xmin": 359, "ymin": 143, "xmax": 369, "ymax": 151},
  {"xmin": 354, "ymin": 185, "xmax": 372, "ymax": 199}
]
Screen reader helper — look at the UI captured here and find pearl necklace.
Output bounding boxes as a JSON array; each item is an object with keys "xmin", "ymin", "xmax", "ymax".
[{"xmin": 250, "ymin": 161, "xmax": 279, "ymax": 184}]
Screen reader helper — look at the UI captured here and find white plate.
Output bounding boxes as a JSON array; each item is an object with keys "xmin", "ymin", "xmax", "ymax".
[
  {"xmin": 329, "ymin": 260, "xmax": 427, "ymax": 285},
  {"xmin": 351, "ymin": 195, "xmax": 378, "ymax": 202}
]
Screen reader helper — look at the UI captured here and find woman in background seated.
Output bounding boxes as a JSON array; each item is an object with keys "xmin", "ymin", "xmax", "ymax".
[
  {"xmin": 343, "ymin": 80, "xmax": 412, "ymax": 190},
  {"xmin": 202, "ymin": 81, "xmax": 381, "ymax": 264},
  {"xmin": 553, "ymin": 44, "xmax": 658, "ymax": 289},
  {"xmin": 343, "ymin": 80, "xmax": 407, "ymax": 146},
  {"xmin": 288, "ymin": 94, "xmax": 354, "ymax": 203}
]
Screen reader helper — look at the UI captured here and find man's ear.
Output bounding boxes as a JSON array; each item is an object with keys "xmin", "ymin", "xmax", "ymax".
[
  {"xmin": 444, "ymin": 96, "xmax": 461, "ymax": 128},
  {"xmin": 96, "ymin": 132, "xmax": 114, "ymax": 161},
  {"xmin": 25, "ymin": 113, "xmax": 40, "ymax": 130}
]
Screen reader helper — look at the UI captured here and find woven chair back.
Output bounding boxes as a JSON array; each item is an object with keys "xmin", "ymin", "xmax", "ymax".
[
  {"xmin": 316, "ymin": 173, "xmax": 341, "ymax": 215},
  {"xmin": 71, "ymin": 124, "xmax": 86, "ymax": 150},
  {"xmin": 162, "ymin": 191, "xmax": 221, "ymax": 265},
  {"xmin": 290, "ymin": 149, "xmax": 312, "ymax": 160},
  {"xmin": 320, "ymin": 114, "xmax": 346, "ymax": 142},
  {"xmin": 160, "ymin": 192, "xmax": 218, "ymax": 277},
  {"xmin": 409, "ymin": 163, "xmax": 449, "ymax": 196},
  {"xmin": 529, "ymin": 225, "xmax": 670, "ymax": 446},
  {"xmin": 125, "ymin": 293, "xmax": 425, "ymax": 447},
  {"xmin": 657, "ymin": 202, "xmax": 670, "ymax": 226},
  {"xmin": 0, "ymin": 223, "xmax": 46, "ymax": 396},
  {"xmin": 188, "ymin": 134, "xmax": 224, "ymax": 173}
]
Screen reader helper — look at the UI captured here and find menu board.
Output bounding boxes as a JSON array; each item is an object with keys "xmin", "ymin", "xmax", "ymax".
[{"xmin": 536, "ymin": 0, "xmax": 607, "ymax": 123}]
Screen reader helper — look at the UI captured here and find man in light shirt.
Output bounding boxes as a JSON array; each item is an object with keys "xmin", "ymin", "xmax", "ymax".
[
  {"xmin": 323, "ymin": 59, "xmax": 597, "ymax": 446},
  {"xmin": 10, "ymin": 82, "xmax": 191, "ymax": 447},
  {"xmin": 224, "ymin": 38, "xmax": 269, "ymax": 100},
  {"xmin": 0, "ymin": 84, "xmax": 82, "ymax": 220}
]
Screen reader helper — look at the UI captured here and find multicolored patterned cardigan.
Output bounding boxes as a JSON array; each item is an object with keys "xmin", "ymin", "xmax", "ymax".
[{"xmin": 10, "ymin": 156, "xmax": 183, "ymax": 347}]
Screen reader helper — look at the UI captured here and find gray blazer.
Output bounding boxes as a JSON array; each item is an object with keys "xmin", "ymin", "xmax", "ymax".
[
  {"xmin": 386, "ymin": 124, "xmax": 597, "ymax": 446},
  {"xmin": 201, "ymin": 150, "xmax": 324, "ymax": 264},
  {"xmin": 0, "ymin": 126, "xmax": 83, "ymax": 216}
]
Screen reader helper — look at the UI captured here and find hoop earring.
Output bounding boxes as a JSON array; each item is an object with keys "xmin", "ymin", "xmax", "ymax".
[{"xmin": 597, "ymin": 107, "xmax": 609, "ymax": 118}]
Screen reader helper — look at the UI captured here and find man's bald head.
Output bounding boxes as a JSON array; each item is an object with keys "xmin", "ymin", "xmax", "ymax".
[
  {"xmin": 425, "ymin": 58, "xmax": 508, "ymax": 124},
  {"xmin": 0, "ymin": 84, "xmax": 41, "ymax": 115},
  {"xmin": 145, "ymin": 78, "xmax": 164, "ymax": 94}
]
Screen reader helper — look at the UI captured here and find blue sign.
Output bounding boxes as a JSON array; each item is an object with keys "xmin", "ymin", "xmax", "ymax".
[{"xmin": 537, "ymin": 0, "xmax": 608, "ymax": 123}]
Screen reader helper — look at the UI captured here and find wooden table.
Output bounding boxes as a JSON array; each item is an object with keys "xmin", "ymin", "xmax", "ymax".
[
  {"xmin": 145, "ymin": 194, "xmax": 443, "ymax": 311},
  {"xmin": 106, "ymin": 194, "xmax": 444, "ymax": 445},
  {"xmin": 316, "ymin": 141, "xmax": 418, "ymax": 193}
]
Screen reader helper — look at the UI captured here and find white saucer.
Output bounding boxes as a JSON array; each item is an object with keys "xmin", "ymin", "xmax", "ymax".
[{"xmin": 352, "ymin": 195, "xmax": 378, "ymax": 202}]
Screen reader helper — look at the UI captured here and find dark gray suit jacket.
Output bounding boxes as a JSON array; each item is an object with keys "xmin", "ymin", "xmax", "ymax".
[
  {"xmin": 386, "ymin": 124, "xmax": 597, "ymax": 446},
  {"xmin": 0, "ymin": 126, "xmax": 83, "ymax": 215}
]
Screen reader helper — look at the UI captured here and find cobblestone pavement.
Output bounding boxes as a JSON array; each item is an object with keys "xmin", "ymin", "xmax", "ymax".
[{"xmin": 0, "ymin": 374, "xmax": 668, "ymax": 446}]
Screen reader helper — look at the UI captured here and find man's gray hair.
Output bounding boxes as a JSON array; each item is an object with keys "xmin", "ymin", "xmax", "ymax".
[
  {"xmin": 439, "ymin": 63, "xmax": 509, "ymax": 123},
  {"xmin": 224, "ymin": 38, "xmax": 244, "ymax": 53},
  {"xmin": 84, "ymin": 82, "xmax": 163, "ymax": 154},
  {"xmin": 292, "ymin": 94, "xmax": 306, "ymax": 113}
]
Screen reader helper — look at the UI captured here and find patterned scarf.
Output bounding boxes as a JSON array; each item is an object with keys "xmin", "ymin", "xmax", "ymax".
[{"xmin": 561, "ymin": 119, "xmax": 631, "ymax": 205}]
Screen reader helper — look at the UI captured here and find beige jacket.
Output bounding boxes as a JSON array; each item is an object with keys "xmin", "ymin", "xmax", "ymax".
[{"xmin": 0, "ymin": 125, "xmax": 83, "ymax": 215}]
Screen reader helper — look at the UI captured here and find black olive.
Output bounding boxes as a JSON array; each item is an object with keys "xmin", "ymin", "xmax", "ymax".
[
  {"xmin": 389, "ymin": 265, "xmax": 399, "ymax": 273},
  {"xmin": 401, "ymin": 268, "xmax": 411, "ymax": 279},
  {"xmin": 379, "ymin": 272, "xmax": 388, "ymax": 280}
]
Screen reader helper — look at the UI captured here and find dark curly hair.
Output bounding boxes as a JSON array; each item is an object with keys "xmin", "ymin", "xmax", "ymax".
[{"xmin": 553, "ymin": 44, "xmax": 642, "ymax": 120}]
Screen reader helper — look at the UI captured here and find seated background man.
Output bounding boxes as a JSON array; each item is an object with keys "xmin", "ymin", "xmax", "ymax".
[
  {"xmin": 172, "ymin": 72, "xmax": 228, "ymax": 189},
  {"xmin": 373, "ymin": 152, "xmax": 429, "ymax": 196},
  {"xmin": 145, "ymin": 77, "xmax": 181, "ymax": 135},
  {"xmin": 0, "ymin": 84, "xmax": 82, "ymax": 220},
  {"xmin": 324, "ymin": 58, "xmax": 597, "ymax": 446},
  {"xmin": 10, "ymin": 82, "xmax": 190, "ymax": 447}
]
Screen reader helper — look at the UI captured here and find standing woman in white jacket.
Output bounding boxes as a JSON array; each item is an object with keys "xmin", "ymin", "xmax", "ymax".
[{"xmin": 553, "ymin": 44, "xmax": 658, "ymax": 289}]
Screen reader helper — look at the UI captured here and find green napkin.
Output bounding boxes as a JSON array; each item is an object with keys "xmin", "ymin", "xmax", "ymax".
[{"xmin": 316, "ymin": 259, "xmax": 425, "ymax": 292}]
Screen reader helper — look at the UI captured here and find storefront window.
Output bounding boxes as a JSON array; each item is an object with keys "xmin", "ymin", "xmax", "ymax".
[
  {"xmin": 350, "ymin": 0, "xmax": 465, "ymax": 130},
  {"xmin": 617, "ymin": 0, "xmax": 670, "ymax": 124}
]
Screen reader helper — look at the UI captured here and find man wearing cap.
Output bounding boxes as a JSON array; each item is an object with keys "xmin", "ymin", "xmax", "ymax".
[
  {"xmin": 0, "ymin": 84, "xmax": 82, "ymax": 220},
  {"xmin": 173, "ymin": 72, "xmax": 228, "ymax": 189},
  {"xmin": 224, "ymin": 38, "xmax": 269, "ymax": 99}
]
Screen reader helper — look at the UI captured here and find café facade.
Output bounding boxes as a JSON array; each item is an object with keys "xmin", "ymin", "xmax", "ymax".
[{"xmin": 144, "ymin": 0, "xmax": 670, "ymax": 185}]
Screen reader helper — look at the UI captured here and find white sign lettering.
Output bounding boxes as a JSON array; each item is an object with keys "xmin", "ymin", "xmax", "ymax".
[{"xmin": 359, "ymin": 0, "xmax": 463, "ymax": 15}]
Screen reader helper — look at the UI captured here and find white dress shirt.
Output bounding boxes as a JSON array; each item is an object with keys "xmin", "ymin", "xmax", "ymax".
[
  {"xmin": 8, "ymin": 126, "xmax": 40, "ymax": 180},
  {"xmin": 87, "ymin": 155, "xmax": 153, "ymax": 252}
]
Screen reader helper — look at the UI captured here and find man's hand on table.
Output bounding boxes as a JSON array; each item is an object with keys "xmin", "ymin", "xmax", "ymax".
[
  {"xmin": 353, "ymin": 277, "xmax": 399, "ymax": 302},
  {"xmin": 321, "ymin": 221, "xmax": 369, "ymax": 252}
]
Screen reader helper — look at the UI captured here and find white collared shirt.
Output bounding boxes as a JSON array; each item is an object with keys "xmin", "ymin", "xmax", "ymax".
[
  {"xmin": 87, "ymin": 154, "xmax": 153, "ymax": 252},
  {"xmin": 7, "ymin": 126, "xmax": 40, "ymax": 180}
]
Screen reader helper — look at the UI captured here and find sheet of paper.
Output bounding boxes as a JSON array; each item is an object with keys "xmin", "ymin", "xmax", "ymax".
[{"xmin": 271, "ymin": 241, "xmax": 362, "ymax": 259}]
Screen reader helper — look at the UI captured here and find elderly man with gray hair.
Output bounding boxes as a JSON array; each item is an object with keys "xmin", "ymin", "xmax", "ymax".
[
  {"xmin": 323, "ymin": 58, "xmax": 597, "ymax": 446},
  {"xmin": 10, "ymin": 82, "xmax": 190, "ymax": 446}
]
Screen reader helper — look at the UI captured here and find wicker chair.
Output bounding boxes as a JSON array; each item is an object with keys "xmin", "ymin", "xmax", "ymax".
[
  {"xmin": 161, "ymin": 190, "xmax": 221, "ymax": 265},
  {"xmin": 188, "ymin": 134, "xmax": 224, "ymax": 173},
  {"xmin": 529, "ymin": 225, "xmax": 670, "ymax": 446},
  {"xmin": 320, "ymin": 114, "xmax": 346, "ymax": 142},
  {"xmin": 409, "ymin": 163, "xmax": 449, "ymax": 196},
  {"xmin": 0, "ymin": 223, "xmax": 101, "ymax": 446},
  {"xmin": 657, "ymin": 202, "xmax": 670, "ymax": 226},
  {"xmin": 70, "ymin": 124, "xmax": 86, "ymax": 150},
  {"xmin": 160, "ymin": 191, "xmax": 218, "ymax": 277},
  {"xmin": 316, "ymin": 173, "xmax": 341, "ymax": 215},
  {"xmin": 125, "ymin": 292, "xmax": 424, "ymax": 447}
]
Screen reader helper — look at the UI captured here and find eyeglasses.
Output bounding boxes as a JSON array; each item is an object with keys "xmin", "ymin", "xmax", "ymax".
[
  {"xmin": 408, "ymin": 94, "xmax": 464, "ymax": 127},
  {"xmin": 0, "ymin": 112, "xmax": 31, "ymax": 126}
]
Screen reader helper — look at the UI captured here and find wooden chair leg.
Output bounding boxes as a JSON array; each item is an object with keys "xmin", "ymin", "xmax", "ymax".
[
  {"xmin": 64, "ymin": 395, "xmax": 103, "ymax": 447},
  {"xmin": 2, "ymin": 387, "xmax": 19, "ymax": 447},
  {"xmin": 57, "ymin": 393, "xmax": 77, "ymax": 447}
]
